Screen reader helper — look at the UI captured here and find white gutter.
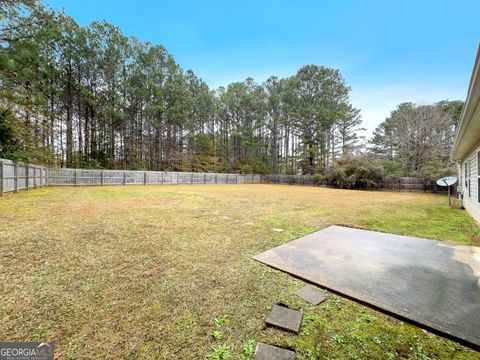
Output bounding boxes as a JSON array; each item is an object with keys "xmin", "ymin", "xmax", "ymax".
[{"xmin": 451, "ymin": 44, "xmax": 480, "ymax": 161}]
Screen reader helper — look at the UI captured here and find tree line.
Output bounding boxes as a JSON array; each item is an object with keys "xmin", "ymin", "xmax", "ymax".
[
  {"xmin": 0, "ymin": 0, "xmax": 362, "ymax": 175},
  {"xmin": 0, "ymin": 1, "xmax": 462, "ymax": 179}
]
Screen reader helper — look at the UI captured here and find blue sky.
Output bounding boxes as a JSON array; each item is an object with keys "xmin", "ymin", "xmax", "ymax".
[{"xmin": 46, "ymin": 0, "xmax": 480, "ymax": 136}]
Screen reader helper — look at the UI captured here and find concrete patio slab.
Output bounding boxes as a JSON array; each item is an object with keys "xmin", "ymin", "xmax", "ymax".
[
  {"xmin": 294, "ymin": 285, "xmax": 328, "ymax": 305},
  {"xmin": 265, "ymin": 305, "xmax": 303, "ymax": 334},
  {"xmin": 253, "ymin": 225, "xmax": 480, "ymax": 348},
  {"xmin": 254, "ymin": 343, "xmax": 295, "ymax": 360}
]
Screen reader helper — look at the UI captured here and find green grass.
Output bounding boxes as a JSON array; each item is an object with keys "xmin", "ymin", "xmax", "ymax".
[{"xmin": 0, "ymin": 184, "xmax": 479, "ymax": 359}]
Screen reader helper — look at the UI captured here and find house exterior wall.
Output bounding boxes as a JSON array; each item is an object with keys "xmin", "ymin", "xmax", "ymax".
[
  {"xmin": 458, "ymin": 141, "xmax": 480, "ymax": 223},
  {"xmin": 452, "ymin": 45, "xmax": 480, "ymax": 224}
]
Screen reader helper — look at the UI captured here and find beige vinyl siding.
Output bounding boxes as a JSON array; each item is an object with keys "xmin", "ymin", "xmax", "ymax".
[{"xmin": 460, "ymin": 143, "xmax": 480, "ymax": 223}]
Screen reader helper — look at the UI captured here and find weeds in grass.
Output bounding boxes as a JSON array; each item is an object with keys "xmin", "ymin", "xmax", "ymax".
[
  {"xmin": 207, "ymin": 345, "xmax": 231, "ymax": 359},
  {"xmin": 302, "ymin": 348, "xmax": 315, "ymax": 360},
  {"xmin": 357, "ymin": 310, "xmax": 377, "ymax": 323},
  {"xmin": 331, "ymin": 334, "xmax": 349, "ymax": 345},
  {"xmin": 332, "ymin": 298, "xmax": 344, "ymax": 309},
  {"xmin": 410, "ymin": 336, "xmax": 432, "ymax": 360},
  {"xmin": 385, "ymin": 352, "xmax": 395, "ymax": 360},
  {"xmin": 212, "ymin": 331, "xmax": 223, "ymax": 340},
  {"xmin": 186, "ymin": 319, "xmax": 197, "ymax": 330},
  {"xmin": 243, "ymin": 299, "xmax": 255, "ymax": 307},
  {"xmin": 275, "ymin": 292, "xmax": 286, "ymax": 303},
  {"xmin": 302, "ymin": 313, "xmax": 315, "ymax": 325},
  {"xmin": 214, "ymin": 315, "xmax": 230, "ymax": 327},
  {"xmin": 243, "ymin": 340, "xmax": 256, "ymax": 360}
]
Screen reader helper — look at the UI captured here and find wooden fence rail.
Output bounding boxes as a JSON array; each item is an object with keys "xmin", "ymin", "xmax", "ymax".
[{"xmin": 0, "ymin": 158, "xmax": 449, "ymax": 196}]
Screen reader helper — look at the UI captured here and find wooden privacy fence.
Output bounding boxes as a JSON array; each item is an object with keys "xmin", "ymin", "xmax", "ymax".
[
  {"xmin": 47, "ymin": 168, "xmax": 261, "ymax": 187},
  {"xmin": 0, "ymin": 158, "xmax": 48, "ymax": 195},
  {"xmin": 379, "ymin": 177, "xmax": 444, "ymax": 192},
  {"xmin": 262, "ymin": 174, "xmax": 450, "ymax": 193},
  {"xmin": 0, "ymin": 158, "xmax": 449, "ymax": 196},
  {"xmin": 261, "ymin": 174, "xmax": 317, "ymax": 186},
  {"xmin": 0, "ymin": 158, "xmax": 261, "ymax": 196}
]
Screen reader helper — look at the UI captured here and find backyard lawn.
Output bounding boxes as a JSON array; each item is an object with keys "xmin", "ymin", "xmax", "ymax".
[{"xmin": 0, "ymin": 184, "xmax": 479, "ymax": 359}]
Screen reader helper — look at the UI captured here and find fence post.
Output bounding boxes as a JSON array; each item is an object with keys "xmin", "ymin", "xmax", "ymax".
[
  {"xmin": 74, "ymin": 169, "xmax": 78, "ymax": 187},
  {"xmin": 203, "ymin": 173, "xmax": 207, "ymax": 184},
  {"xmin": 0, "ymin": 160, "xmax": 3, "ymax": 197},
  {"xmin": 101, "ymin": 171, "xmax": 104, "ymax": 186},
  {"xmin": 34, "ymin": 166, "xmax": 37, "ymax": 188},
  {"xmin": 45, "ymin": 168, "xmax": 48, "ymax": 187},
  {"xmin": 14, "ymin": 163, "xmax": 18, "ymax": 193},
  {"xmin": 144, "ymin": 171, "xmax": 147, "ymax": 185},
  {"xmin": 161, "ymin": 172, "xmax": 164, "ymax": 185},
  {"xmin": 26, "ymin": 165, "xmax": 30, "ymax": 191},
  {"xmin": 215, "ymin": 173, "xmax": 218, "ymax": 184},
  {"xmin": 123, "ymin": 171, "xmax": 127, "ymax": 186}
]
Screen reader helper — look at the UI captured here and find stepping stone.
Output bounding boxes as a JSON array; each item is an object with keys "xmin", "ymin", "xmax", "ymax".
[
  {"xmin": 254, "ymin": 343, "xmax": 295, "ymax": 360},
  {"xmin": 265, "ymin": 305, "xmax": 302, "ymax": 333},
  {"xmin": 294, "ymin": 285, "xmax": 328, "ymax": 305}
]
